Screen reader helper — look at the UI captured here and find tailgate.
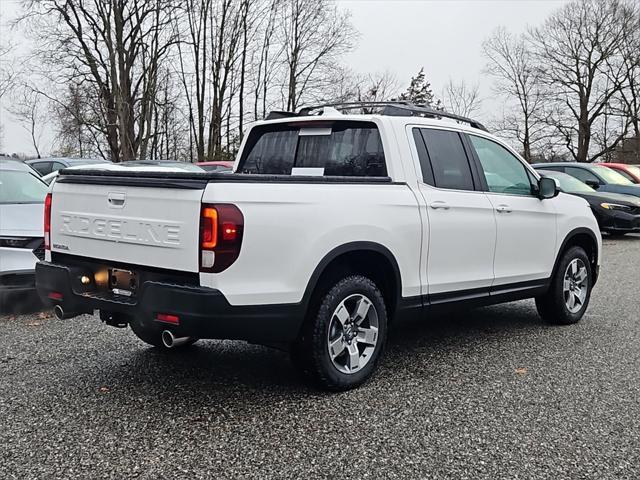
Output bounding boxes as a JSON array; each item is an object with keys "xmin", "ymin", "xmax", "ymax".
[{"xmin": 50, "ymin": 178, "xmax": 204, "ymax": 272}]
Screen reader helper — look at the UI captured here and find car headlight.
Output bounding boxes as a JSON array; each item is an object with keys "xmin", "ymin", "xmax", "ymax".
[
  {"xmin": 0, "ymin": 236, "xmax": 35, "ymax": 248},
  {"xmin": 600, "ymin": 203, "xmax": 632, "ymax": 211}
]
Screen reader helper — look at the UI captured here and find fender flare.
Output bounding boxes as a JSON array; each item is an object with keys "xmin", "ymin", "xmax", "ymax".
[
  {"xmin": 300, "ymin": 241, "xmax": 402, "ymax": 311},
  {"xmin": 551, "ymin": 227, "xmax": 600, "ymax": 283}
]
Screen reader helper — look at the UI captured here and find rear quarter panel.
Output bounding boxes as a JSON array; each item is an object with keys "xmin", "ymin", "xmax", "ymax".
[{"xmin": 200, "ymin": 182, "xmax": 422, "ymax": 306}]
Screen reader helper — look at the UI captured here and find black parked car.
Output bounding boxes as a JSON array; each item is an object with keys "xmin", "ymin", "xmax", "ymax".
[
  {"xmin": 533, "ymin": 162, "xmax": 640, "ymax": 198},
  {"xmin": 540, "ymin": 170, "xmax": 640, "ymax": 236}
]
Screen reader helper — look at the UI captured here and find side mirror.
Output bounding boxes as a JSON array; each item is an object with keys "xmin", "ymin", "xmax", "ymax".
[
  {"xmin": 585, "ymin": 179, "xmax": 600, "ymax": 189},
  {"xmin": 538, "ymin": 177, "xmax": 559, "ymax": 199}
]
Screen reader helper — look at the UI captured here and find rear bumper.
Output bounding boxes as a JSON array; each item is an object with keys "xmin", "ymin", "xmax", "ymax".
[{"xmin": 36, "ymin": 261, "xmax": 304, "ymax": 344}]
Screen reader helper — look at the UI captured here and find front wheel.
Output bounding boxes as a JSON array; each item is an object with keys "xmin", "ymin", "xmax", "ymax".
[
  {"xmin": 535, "ymin": 246, "xmax": 592, "ymax": 325},
  {"xmin": 292, "ymin": 275, "xmax": 388, "ymax": 391}
]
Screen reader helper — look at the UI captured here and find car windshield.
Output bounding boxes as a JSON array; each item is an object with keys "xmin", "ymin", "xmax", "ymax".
[
  {"xmin": 627, "ymin": 165, "xmax": 640, "ymax": 178},
  {"xmin": 0, "ymin": 170, "xmax": 48, "ymax": 204},
  {"xmin": 543, "ymin": 171, "xmax": 595, "ymax": 193},
  {"xmin": 592, "ymin": 165, "xmax": 634, "ymax": 185}
]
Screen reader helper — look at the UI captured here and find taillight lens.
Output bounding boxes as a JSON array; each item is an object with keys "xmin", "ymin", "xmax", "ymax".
[
  {"xmin": 199, "ymin": 204, "xmax": 244, "ymax": 273},
  {"xmin": 201, "ymin": 207, "xmax": 218, "ymax": 249},
  {"xmin": 44, "ymin": 193, "xmax": 52, "ymax": 250}
]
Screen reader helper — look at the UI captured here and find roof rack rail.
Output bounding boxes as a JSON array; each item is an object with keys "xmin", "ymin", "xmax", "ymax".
[{"xmin": 295, "ymin": 101, "xmax": 488, "ymax": 132}]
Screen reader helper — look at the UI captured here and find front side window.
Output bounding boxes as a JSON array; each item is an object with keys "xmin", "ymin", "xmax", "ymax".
[
  {"xmin": 590, "ymin": 165, "xmax": 633, "ymax": 185},
  {"xmin": 565, "ymin": 167, "xmax": 600, "ymax": 185},
  {"xmin": 417, "ymin": 128, "xmax": 475, "ymax": 191},
  {"xmin": 240, "ymin": 121, "xmax": 387, "ymax": 177},
  {"xmin": 470, "ymin": 135, "xmax": 533, "ymax": 196},
  {"xmin": 613, "ymin": 169, "xmax": 636, "ymax": 182}
]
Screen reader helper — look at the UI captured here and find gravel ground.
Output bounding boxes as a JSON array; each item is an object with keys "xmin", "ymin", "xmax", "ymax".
[{"xmin": 1, "ymin": 235, "xmax": 639, "ymax": 479}]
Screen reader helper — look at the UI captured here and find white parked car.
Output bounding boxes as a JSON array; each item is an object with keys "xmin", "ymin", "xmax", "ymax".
[
  {"xmin": 0, "ymin": 159, "xmax": 47, "ymax": 305},
  {"xmin": 37, "ymin": 102, "xmax": 602, "ymax": 390}
]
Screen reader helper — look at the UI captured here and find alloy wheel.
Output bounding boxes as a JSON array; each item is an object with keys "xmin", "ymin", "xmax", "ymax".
[
  {"xmin": 326, "ymin": 293, "xmax": 379, "ymax": 374},
  {"xmin": 563, "ymin": 258, "xmax": 588, "ymax": 314}
]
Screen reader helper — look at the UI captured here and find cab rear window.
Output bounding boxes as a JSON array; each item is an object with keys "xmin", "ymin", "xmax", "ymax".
[{"xmin": 239, "ymin": 121, "xmax": 387, "ymax": 177}]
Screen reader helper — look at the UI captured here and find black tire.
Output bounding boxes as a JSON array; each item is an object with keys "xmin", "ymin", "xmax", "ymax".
[
  {"xmin": 129, "ymin": 318, "xmax": 198, "ymax": 350},
  {"xmin": 535, "ymin": 246, "xmax": 592, "ymax": 325},
  {"xmin": 292, "ymin": 275, "xmax": 388, "ymax": 391}
]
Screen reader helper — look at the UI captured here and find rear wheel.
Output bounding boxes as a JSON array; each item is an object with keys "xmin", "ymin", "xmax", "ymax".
[
  {"xmin": 535, "ymin": 246, "xmax": 592, "ymax": 325},
  {"xmin": 129, "ymin": 318, "xmax": 198, "ymax": 350},
  {"xmin": 292, "ymin": 275, "xmax": 388, "ymax": 391}
]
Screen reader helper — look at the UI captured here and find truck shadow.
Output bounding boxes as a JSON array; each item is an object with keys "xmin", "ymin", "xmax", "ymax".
[
  {"xmin": 86, "ymin": 300, "xmax": 548, "ymax": 404},
  {"xmin": 0, "ymin": 292, "xmax": 46, "ymax": 316}
]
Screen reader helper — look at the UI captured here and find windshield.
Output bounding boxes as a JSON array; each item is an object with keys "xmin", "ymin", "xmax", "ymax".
[
  {"xmin": 592, "ymin": 165, "xmax": 634, "ymax": 185},
  {"xmin": 627, "ymin": 165, "xmax": 640, "ymax": 179},
  {"xmin": 0, "ymin": 170, "xmax": 48, "ymax": 204},
  {"xmin": 543, "ymin": 171, "xmax": 595, "ymax": 193}
]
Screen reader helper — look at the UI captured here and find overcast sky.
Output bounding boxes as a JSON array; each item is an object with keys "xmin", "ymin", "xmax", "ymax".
[{"xmin": 0, "ymin": 0, "xmax": 569, "ymax": 157}]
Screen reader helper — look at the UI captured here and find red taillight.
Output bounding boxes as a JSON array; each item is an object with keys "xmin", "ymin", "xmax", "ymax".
[
  {"xmin": 201, "ymin": 207, "xmax": 218, "ymax": 249},
  {"xmin": 48, "ymin": 291, "xmax": 63, "ymax": 300},
  {"xmin": 44, "ymin": 193, "xmax": 52, "ymax": 250},
  {"xmin": 156, "ymin": 313, "xmax": 180, "ymax": 325},
  {"xmin": 199, "ymin": 204, "xmax": 244, "ymax": 273}
]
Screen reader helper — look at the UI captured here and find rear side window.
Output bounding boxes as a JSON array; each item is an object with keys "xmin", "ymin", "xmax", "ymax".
[
  {"xmin": 240, "ymin": 121, "xmax": 387, "ymax": 177},
  {"xmin": 51, "ymin": 162, "xmax": 67, "ymax": 172},
  {"xmin": 414, "ymin": 128, "xmax": 474, "ymax": 191},
  {"xmin": 31, "ymin": 162, "xmax": 52, "ymax": 175}
]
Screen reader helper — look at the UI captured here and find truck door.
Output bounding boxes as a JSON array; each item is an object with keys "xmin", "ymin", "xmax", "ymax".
[{"xmin": 410, "ymin": 127, "xmax": 497, "ymax": 301}]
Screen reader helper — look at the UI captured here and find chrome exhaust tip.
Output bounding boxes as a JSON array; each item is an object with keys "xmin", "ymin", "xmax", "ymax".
[
  {"xmin": 161, "ymin": 330, "xmax": 192, "ymax": 349},
  {"xmin": 53, "ymin": 305, "xmax": 91, "ymax": 320},
  {"xmin": 53, "ymin": 305, "xmax": 64, "ymax": 320}
]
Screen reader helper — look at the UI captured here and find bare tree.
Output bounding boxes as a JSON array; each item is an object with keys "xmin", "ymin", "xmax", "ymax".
[
  {"xmin": 10, "ymin": 84, "xmax": 47, "ymax": 158},
  {"xmin": 0, "ymin": 42, "xmax": 17, "ymax": 100},
  {"xmin": 618, "ymin": 12, "xmax": 640, "ymax": 163},
  {"xmin": 22, "ymin": 0, "xmax": 179, "ymax": 162},
  {"xmin": 252, "ymin": 0, "xmax": 281, "ymax": 120},
  {"xmin": 442, "ymin": 79, "xmax": 481, "ymax": 118},
  {"xmin": 356, "ymin": 71, "xmax": 399, "ymax": 103},
  {"xmin": 529, "ymin": 0, "xmax": 637, "ymax": 163},
  {"xmin": 53, "ymin": 83, "xmax": 90, "ymax": 157},
  {"xmin": 279, "ymin": 0, "xmax": 357, "ymax": 111},
  {"xmin": 484, "ymin": 27, "xmax": 545, "ymax": 163}
]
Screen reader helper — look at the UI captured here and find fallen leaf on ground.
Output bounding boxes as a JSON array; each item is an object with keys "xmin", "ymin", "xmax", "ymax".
[
  {"xmin": 515, "ymin": 367, "xmax": 528, "ymax": 375},
  {"xmin": 98, "ymin": 386, "xmax": 110, "ymax": 393},
  {"xmin": 38, "ymin": 311, "xmax": 52, "ymax": 320},
  {"xmin": 26, "ymin": 322, "xmax": 42, "ymax": 327}
]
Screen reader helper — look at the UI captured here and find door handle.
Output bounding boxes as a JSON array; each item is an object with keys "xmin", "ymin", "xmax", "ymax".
[
  {"xmin": 107, "ymin": 192, "xmax": 126, "ymax": 208},
  {"xmin": 429, "ymin": 201, "xmax": 450, "ymax": 210},
  {"xmin": 495, "ymin": 204, "xmax": 512, "ymax": 213}
]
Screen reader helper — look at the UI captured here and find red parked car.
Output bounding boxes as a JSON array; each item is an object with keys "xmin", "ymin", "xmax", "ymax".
[
  {"xmin": 195, "ymin": 161, "xmax": 234, "ymax": 173},
  {"xmin": 600, "ymin": 163, "xmax": 640, "ymax": 183}
]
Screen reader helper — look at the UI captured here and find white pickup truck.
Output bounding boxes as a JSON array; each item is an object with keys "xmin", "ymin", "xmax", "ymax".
[{"xmin": 37, "ymin": 102, "xmax": 601, "ymax": 390}]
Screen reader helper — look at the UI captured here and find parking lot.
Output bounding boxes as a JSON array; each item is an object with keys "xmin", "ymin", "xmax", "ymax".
[{"xmin": 0, "ymin": 235, "xmax": 638, "ymax": 479}]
